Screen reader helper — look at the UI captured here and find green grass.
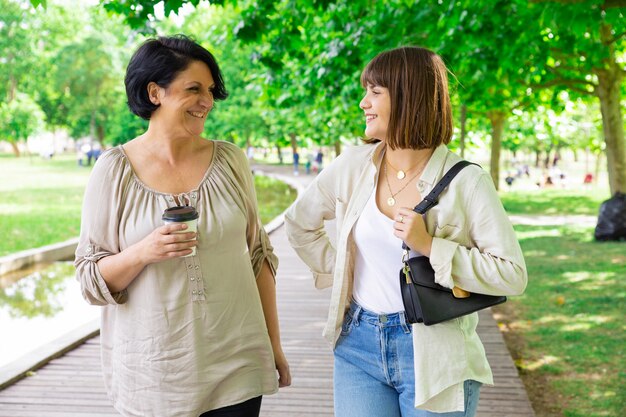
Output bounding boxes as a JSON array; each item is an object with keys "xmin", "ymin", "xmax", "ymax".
[
  {"xmin": 0, "ymin": 154, "xmax": 91, "ymax": 256},
  {"xmin": 500, "ymin": 188, "xmax": 611, "ymax": 216},
  {"xmin": 0, "ymin": 153, "xmax": 296, "ymax": 256},
  {"xmin": 254, "ymin": 174, "xmax": 297, "ymax": 224},
  {"xmin": 498, "ymin": 224, "xmax": 625, "ymax": 416}
]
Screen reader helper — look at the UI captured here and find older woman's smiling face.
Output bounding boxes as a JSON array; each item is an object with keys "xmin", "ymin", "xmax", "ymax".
[{"xmin": 149, "ymin": 60, "xmax": 215, "ymax": 137}]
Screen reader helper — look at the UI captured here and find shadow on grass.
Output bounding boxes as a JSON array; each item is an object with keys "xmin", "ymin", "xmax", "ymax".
[{"xmin": 505, "ymin": 224, "xmax": 625, "ymax": 416}]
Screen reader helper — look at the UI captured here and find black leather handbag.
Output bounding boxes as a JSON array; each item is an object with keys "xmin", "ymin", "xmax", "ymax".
[{"xmin": 399, "ymin": 161, "xmax": 507, "ymax": 326}]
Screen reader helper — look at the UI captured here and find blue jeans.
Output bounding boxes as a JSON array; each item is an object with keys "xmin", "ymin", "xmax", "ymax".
[{"xmin": 334, "ymin": 301, "xmax": 481, "ymax": 417}]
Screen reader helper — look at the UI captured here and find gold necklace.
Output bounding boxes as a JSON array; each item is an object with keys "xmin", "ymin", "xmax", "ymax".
[
  {"xmin": 384, "ymin": 161, "xmax": 425, "ymax": 206},
  {"xmin": 386, "ymin": 158, "xmax": 422, "ymax": 180}
]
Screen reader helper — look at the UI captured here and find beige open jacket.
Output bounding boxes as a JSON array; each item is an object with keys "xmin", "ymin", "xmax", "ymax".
[{"xmin": 284, "ymin": 142, "xmax": 527, "ymax": 412}]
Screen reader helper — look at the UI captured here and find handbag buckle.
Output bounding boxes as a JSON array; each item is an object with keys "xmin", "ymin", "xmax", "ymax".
[
  {"xmin": 401, "ymin": 250, "xmax": 412, "ymax": 284},
  {"xmin": 403, "ymin": 264, "xmax": 411, "ymax": 284},
  {"xmin": 452, "ymin": 287, "xmax": 471, "ymax": 298}
]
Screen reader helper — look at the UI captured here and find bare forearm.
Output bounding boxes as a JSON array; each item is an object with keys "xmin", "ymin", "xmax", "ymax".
[
  {"xmin": 97, "ymin": 244, "xmax": 147, "ymax": 293},
  {"xmin": 96, "ymin": 223, "xmax": 197, "ymax": 293},
  {"xmin": 256, "ymin": 260, "xmax": 282, "ymax": 348}
]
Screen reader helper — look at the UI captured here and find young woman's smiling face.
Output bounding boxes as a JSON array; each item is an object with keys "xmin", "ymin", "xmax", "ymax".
[
  {"xmin": 149, "ymin": 60, "xmax": 215, "ymax": 137},
  {"xmin": 359, "ymin": 84, "xmax": 391, "ymax": 141}
]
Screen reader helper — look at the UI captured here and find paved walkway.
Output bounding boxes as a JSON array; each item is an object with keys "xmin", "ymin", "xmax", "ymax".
[{"xmin": 0, "ymin": 162, "xmax": 536, "ymax": 416}]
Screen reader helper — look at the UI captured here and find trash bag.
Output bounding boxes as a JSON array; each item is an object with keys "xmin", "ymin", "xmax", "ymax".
[{"xmin": 594, "ymin": 192, "xmax": 626, "ymax": 241}]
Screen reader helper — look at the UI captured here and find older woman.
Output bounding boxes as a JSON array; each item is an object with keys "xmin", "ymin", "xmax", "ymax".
[{"xmin": 75, "ymin": 35, "xmax": 290, "ymax": 417}]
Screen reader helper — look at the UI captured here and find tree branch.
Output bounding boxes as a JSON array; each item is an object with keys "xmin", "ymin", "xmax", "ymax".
[
  {"xmin": 545, "ymin": 66, "xmax": 597, "ymax": 87},
  {"xmin": 604, "ymin": 0, "xmax": 626, "ymax": 9},
  {"xmin": 604, "ymin": 31, "xmax": 626, "ymax": 45},
  {"xmin": 533, "ymin": 78, "xmax": 595, "ymax": 96}
]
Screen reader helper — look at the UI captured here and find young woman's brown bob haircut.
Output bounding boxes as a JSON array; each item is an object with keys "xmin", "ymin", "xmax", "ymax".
[{"xmin": 360, "ymin": 46, "xmax": 453, "ymax": 150}]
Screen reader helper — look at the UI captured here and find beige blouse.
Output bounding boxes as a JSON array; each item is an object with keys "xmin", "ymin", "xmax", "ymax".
[{"xmin": 75, "ymin": 141, "xmax": 279, "ymax": 417}]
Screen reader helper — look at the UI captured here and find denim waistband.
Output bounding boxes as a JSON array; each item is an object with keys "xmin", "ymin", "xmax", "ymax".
[{"xmin": 348, "ymin": 300, "xmax": 411, "ymax": 331}]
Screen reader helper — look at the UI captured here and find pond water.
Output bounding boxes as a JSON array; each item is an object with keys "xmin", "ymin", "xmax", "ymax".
[{"xmin": 0, "ymin": 261, "xmax": 100, "ymax": 369}]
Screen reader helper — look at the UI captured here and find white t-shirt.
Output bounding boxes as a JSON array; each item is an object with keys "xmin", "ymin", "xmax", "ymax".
[{"xmin": 352, "ymin": 188, "xmax": 420, "ymax": 314}]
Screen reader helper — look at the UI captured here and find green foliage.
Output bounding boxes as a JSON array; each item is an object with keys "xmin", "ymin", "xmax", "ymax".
[
  {"xmin": 12, "ymin": 0, "xmax": 623, "ymax": 188},
  {"xmin": 0, "ymin": 0, "xmax": 37, "ymax": 102},
  {"xmin": 0, "ymin": 153, "xmax": 91, "ymax": 256},
  {"xmin": 107, "ymin": 99, "xmax": 149, "ymax": 146},
  {"xmin": 52, "ymin": 28, "xmax": 126, "ymax": 143},
  {"xmin": 99, "ymin": 0, "xmax": 214, "ymax": 30},
  {"xmin": 0, "ymin": 92, "xmax": 46, "ymax": 144},
  {"xmin": 500, "ymin": 188, "xmax": 610, "ymax": 215},
  {"xmin": 254, "ymin": 174, "xmax": 297, "ymax": 224}
]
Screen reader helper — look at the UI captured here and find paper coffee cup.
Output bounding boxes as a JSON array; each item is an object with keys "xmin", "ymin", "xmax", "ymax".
[{"xmin": 162, "ymin": 206, "xmax": 199, "ymax": 257}]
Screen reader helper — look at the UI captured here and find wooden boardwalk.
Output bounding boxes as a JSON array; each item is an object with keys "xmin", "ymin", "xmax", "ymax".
[
  {"xmin": 0, "ymin": 165, "xmax": 535, "ymax": 416},
  {"xmin": 0, "ymin": 223, "xmax": 534, "ymax": 416}
]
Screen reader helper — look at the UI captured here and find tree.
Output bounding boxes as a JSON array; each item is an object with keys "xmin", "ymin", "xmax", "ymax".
[
  {"xmin": 0, "ymin": 92, "xmax": 46, "ymax": 156},
  {"xmin": 0, "ymin": 0, "xmax": 36, "ymax": 103},
  {"xmin": 527, "ymin": 0, "xmax": 625, "ymax": 194},
  {"xmin": 53, "ymin": 34, "xmax": 125, "ymax": 145},
  {"xmin": 84, "ymin": 0, "xmax": 625, "ymax": 193}
]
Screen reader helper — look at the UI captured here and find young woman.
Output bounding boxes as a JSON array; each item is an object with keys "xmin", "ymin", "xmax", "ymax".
[
  {"xmin": 285, "ymin": 46, "xmax": 526, "ymax": 416},
  {"xmin": 75, "ymin": 35, "xmax": 290, "ymax": 417}
]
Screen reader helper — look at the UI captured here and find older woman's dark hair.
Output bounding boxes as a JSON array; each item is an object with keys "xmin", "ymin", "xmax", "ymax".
[
  {"xmin": 125, "ymin": 34, "xmax": 228, "ymax": 120},
  {"xmin": 360, "ymin": 46, "xmax": 453, "ymax": 150}
]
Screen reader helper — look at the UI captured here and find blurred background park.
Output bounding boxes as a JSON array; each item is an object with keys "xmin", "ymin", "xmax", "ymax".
[{"xmin": 0, "ymin": 0, "xmax": 624, "ymax": 416}]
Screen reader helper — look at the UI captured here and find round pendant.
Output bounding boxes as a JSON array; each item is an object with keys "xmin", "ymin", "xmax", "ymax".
[
  {"xmin": 396, "ymin": 170, "xmax": 406, "ymax": 180},
  {"xmin": 387, "ymin": 197, "xmax": 396, "ymax": 206}
]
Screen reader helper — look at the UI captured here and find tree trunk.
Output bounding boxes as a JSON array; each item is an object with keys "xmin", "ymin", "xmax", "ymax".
[
  {"xmin": 487, "ymin": 110, "xmax": 506, "ymax": 190},
  {"xmin": 459, "ymin": 104, "xmax": 467, "ymax": 158},
  {"xmin": 334, "ymin": 138, "xmax": 342, "ymax": 157},
  {"xmin": 535, "ymin": 150, "xmax": 541, "ymax": 167},
  {"xmin": 595, "ymin": 66, "xmax": 625, "ymax": 194},
  {"xmin": 9, "ymin": 73, "xmax": 16, "ymax": 103},
  {"xmin": 90, "ymin": 111, "xmax": 96, "ymax": 140},
  {"xmin": 595, "ymin": 22, "xmax": 626, "ymax": 194},
  {"xmin": 275, "ymin": 143, "xmax": 283, "ymax": 164},
  {"xmin": 289, "ymin": 133, "xmax": 298, "ymax": 154},
  {"xmin": 595, "ymin": 151, "xmax": 602, "ymax": 185},
  {"xmin": 96, "ymin": 124, "xmax": 105, "ymax": 146},
  {"xmin": 10, "ymin": 141, "xmax": 20, "ymax": 157}
]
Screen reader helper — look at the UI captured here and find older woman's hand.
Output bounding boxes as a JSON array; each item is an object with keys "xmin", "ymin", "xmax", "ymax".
[
  {"xmin": 273, "ymin": 346, "xmax": 291, "ymax": 388},
  {"xmin": 137, "ymin": 223, "xmax": 198, "ymax": 264},
  {"xmin": 392, "ymin": 208, "xmax": 433, "ymax": 257}
]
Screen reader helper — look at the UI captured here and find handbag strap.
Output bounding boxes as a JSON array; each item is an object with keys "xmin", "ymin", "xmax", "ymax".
[{"xmin": 402, "ymin": 160, "xmax": 476, "ymax": 250}]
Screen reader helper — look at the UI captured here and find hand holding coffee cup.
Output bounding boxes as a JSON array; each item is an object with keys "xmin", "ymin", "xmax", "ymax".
[{"xmin": 162, "ymin": 206, "xmax": 199, "ymax": 257}]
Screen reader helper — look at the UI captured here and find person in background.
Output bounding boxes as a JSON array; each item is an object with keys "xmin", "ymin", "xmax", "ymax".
[
  {"xmin": 292, "ymin": 149, "xmax": 300, "ymax": 175},
  {"xmin": 75, "ymin": 35, "xmax": 290, "ymax": 417},
  {"xmin": 306, "ymin": 151, "xmax": 314, "ymax": 175},
  {"xmin": 314, "ymin": 149, "xmax": 324, "ymax": 173},
  {"xmin": 285, "ymin": 46, "xmax": 526, "ymax": 416}
]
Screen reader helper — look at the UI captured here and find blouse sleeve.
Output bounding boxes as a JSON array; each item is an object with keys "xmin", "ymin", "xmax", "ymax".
[
  {"xmin": 284, "ymin": 154, "xmax": 342, "ymax": 289},
  {"xmin": 430, "ymin": 171, "xmax": 528, "ymax": 296},
  {"xmin": 74, "ymin": 151, "xmax": 128, "ymax": 305},
  {"xmin": 230, "ymin": 146, "xmax": 279, "ymax": 280}
]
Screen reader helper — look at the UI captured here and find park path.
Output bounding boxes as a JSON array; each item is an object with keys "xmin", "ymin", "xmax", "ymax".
[{"xmin": 0, "ymin": 162, "xmax": 536, "ymax": 416}]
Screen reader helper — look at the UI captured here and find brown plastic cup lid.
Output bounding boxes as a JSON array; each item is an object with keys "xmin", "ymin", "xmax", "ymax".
[{"xmin": 162, "ymin": 205, "xmax": 199, "ymax": 222}]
